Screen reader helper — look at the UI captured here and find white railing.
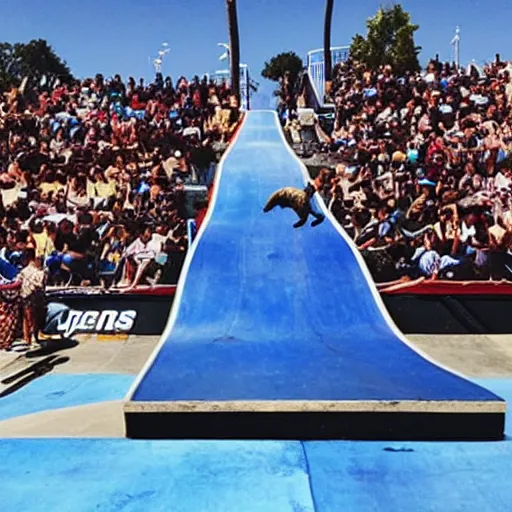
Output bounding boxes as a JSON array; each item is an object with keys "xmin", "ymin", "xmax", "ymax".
[
  {"xmin": 210, "ymin": 64, "xmax": 250, "ymax": 111},
  {"xmin": 307, "ymin": 46, "xmax": 350, "ymax": 106}
]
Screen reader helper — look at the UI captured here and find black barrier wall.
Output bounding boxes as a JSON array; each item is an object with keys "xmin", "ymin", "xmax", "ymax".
[
  {"xmin": 51, "ymin": 294, "xmax": 172, "ymax": 337},
  {"xmin": 50, "ymin": 292, "xmax": 512, "ymax": 336},
  {"xmin": 382, "ymin": 295, "xmax": 512, "ymax": 335}
]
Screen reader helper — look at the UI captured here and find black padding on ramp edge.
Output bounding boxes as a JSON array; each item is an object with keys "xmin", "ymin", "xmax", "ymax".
[{"xmin": 125, "ymin": 411, "xmax": 505, "ymax": 441}]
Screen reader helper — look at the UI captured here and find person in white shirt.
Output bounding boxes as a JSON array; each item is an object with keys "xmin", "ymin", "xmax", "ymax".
[
  {"xmin": 120, "ymin": 226, "xmax": 163, "ymax": 288},
  {"xmin": 125, "ymin": 227, "xmax": 161, "ymax": 263}
]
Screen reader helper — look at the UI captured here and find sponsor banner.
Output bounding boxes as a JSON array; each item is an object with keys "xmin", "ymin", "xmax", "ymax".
[
  {"xmin": 57, "ymin": 309, "xmax": 137, "ymax": 338},
  {"xmin": 45, "ymin": 292, "xmax": 174, "ymax": 336}
]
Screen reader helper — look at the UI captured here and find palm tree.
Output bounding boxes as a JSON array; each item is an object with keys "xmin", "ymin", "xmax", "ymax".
[
  {"xmin": 324, "ymin": 0, "xmax": 334, "ymax": 97},
  {"xmin": 226, "ymin": 0, "xmax": 241, "ymax": 102}
]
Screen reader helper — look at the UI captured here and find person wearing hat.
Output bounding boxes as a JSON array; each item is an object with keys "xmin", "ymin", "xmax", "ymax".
[{"xmin": 171, "ymin": 150, "xmax": 192, "ymax": 184}]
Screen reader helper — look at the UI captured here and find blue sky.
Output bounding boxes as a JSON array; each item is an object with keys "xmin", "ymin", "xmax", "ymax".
[{"xmin": 1, "ymin": 0, "xmax": 511, "ymax": 106}]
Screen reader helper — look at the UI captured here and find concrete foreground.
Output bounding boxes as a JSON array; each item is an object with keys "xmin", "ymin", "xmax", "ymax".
[
  {"xmin": 0, "ymin": 334, "xmax": 511, "ymax": 437},
  {"xmin": 0, "ymin": 334, "xmax": 511, "ymax": 512}
]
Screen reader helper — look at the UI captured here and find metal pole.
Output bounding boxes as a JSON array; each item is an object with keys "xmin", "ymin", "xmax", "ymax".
[
  {"xmin": 246, "ymin": 68, "xmax": 250, "ymax": 111},
  {"xmin": 453, "ymin": 27, "xmax": 460, "ymax": 70}
]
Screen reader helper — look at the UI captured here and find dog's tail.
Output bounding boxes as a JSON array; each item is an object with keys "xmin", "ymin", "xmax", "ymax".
[
  {"xmin": 263, "ymin": 189, "xmax": 282, "ymax": 212},
  {"xmin": 263, "ymin": 187, "xmax": 297, "ymax": 212}
]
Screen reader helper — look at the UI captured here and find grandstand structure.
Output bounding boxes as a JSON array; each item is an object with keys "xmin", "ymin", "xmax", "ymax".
[
  {"xmin": 307, "ymin": 46, "xmax": 350, "ymax": 107},
  {"xmin": 207, "ymin": 46, "xmax": 351, "ymax": 113},
  {"xmin": 209, "ymin": 64, "xmax": 251, "ymax": 111}
]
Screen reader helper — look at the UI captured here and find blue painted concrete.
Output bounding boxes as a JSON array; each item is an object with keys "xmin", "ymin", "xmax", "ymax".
[
  {"xmin": 303, "ymin": 441, "xmax": 512, "ymax": 512},
  {"xmin": 303, "ymin": 379, "xmax": 512, "ymax": 511},
  {"xmin": 133, "ymin": 110, "xmax": 501, "ymax": 404},
  {"xmin": 1, "ymin": 439, "xmax": 510, "ymax": 512},
  {"xmin": 0, "ymin": 440, "xmax": 314, "ymax": 512},
  {"xmin": 0, "ymin": 382, "xmax": 509, "ymax": 510},
  {"xmin": 0, "ymin": 374, "xmax": 134, "ymax": 421}
]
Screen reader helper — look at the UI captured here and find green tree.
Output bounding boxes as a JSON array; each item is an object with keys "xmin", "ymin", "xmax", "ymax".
[
  {"xmin": 0, "ymin": 39, "xmax": 73, "ymax": 91},
  {"xmin": 324, "ymin": 0, "xmax": 334, "ymax": 94},
  {"xmin": 349, "ymin": 5, "xmax": 421, "ymax": 75},
  {"xmin": 226, "ymin": 0, "xmax": 241, "ymax": 102},
  {"xmin": 0, "ymin": 43, "xmax": 16, "ymax": 90},
  {"xmin": 261, "ymin": 52, "xmax": 304, "ymax": 84}
]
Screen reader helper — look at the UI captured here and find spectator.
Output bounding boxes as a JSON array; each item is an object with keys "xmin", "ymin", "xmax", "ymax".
[
  {"xmin": 17, "ymin": 247, "xmax": 46, "ymax": 349},
  {"xmin": 0, "ymin": 72, "xmax": 241, "ymax": 290},
  {"xmin": 292, "ymin": 56, "xmax": 512, "ymax": 283},
  {"xmin": 121, "ymin": 225, "xmax": 163, "ymax": 288}
]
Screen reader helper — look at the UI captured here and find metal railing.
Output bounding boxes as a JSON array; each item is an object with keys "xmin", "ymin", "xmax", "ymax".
[
  {"xmin": 209, "ymin": 64, "xmax": 250, "ymax": 111},
  {"xmin": 307, "ymin": 46, "xmax": 350, "ymax": 107}
]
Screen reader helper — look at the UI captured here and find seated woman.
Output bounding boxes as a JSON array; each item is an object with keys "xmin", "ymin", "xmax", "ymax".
[
  {"xmin": 49, "ymin": 128, "xmax": 68, "ymax": 160},
  {"xmin": 47, "ymin": 218, "xmax": 97, "ymax": 285},
  {"xmin": 410, "ymin": 230, "xmax": 466, "ymax": 280},
  {"xmin": 66, "ymin": 175, "xmax": 91, "ymax": 210},
  {"xmin": 39, "ymin": 166, "xmax": 66, "ymax": 196},
  {"xmin": 118, "ymin": 226, "xmax": 163, "ymax": 289},
  {"xmin": 88, "ymin": 165, "xmax": 117, "ymax": 205}
]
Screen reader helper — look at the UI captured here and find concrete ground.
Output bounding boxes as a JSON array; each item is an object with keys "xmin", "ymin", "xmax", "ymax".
[
  {"xmin": 0, "ymin": 333, "xmax": 511, "ymax": 438},
  {"xmin": 410, "ymin": 334, "xmax": 512, "ymax": 378},
  {"xmin": 0, "ymin": 334, "xmax": 160, "ymax": 375},
  {"xmin": 0, "ymin": 335, "xmax": 159, "ymax": 438}
]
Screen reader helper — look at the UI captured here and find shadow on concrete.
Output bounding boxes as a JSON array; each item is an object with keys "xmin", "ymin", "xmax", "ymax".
[
  {"xmin": 26, "ymin": 338, "xmax": 78, "ymax": 359},
  {"xmin": 0, "ymin": 356, "xmax": 70, "ymax": 398}
]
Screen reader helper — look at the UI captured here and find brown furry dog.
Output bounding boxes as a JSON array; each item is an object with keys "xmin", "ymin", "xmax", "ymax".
[{"xmin": 263, "ymin": 185, "xmax": 325, "ymax": 228}]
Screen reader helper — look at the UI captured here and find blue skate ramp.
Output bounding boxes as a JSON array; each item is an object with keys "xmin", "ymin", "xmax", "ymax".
[{"xmin": 125, "ymin": 111, "xmax": 505, "ymax": 440}]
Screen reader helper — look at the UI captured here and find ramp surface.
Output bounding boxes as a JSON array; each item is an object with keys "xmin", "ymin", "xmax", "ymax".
[{"xmin": 125, "ymin": 111, "xmax": 504, "ymax": 439}]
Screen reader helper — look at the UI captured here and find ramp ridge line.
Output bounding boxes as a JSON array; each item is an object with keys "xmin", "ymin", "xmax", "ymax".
[{"xmin": 123, "ymin": 114, "xmax": 249, "ymax": 403}]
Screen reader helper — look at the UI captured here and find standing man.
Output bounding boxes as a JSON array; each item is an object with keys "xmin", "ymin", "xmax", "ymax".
[{"xmin": 18, "ymin": 248, "xmax": 46, "ymax": 349}]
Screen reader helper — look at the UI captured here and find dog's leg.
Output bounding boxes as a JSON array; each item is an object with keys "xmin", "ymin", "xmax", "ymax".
[
  {"xmin": 311, "ymin": 214, "xmax": 325, "ymax": 227},
  {"xmin": 293, "ymin": 216, "xmax": 308, "ymax": 228},
  {"xmin": 308, "ymin": 203, "xmax": 325, "ymax": 227}
]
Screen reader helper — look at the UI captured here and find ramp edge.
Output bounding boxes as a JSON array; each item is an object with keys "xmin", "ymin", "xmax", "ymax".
[{"xmin": 124, "ymin": 399, "xmax": 506, "ymax": 414}]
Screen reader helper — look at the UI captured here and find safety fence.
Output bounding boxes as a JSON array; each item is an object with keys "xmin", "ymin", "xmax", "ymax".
[{"xmin": 307, "ymin": 46, "xmax": 350, "ymax": 107}]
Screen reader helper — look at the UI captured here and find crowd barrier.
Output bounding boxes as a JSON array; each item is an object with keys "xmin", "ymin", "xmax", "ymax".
[
  {"xmin": 378, "ymin": 278, "xmax": 512, "ymax": 296},
  {"xmin": 43, "ymin": 280, "xmax": 512, "ymax": 337},
  {"xmin": 39, "ymin": 110, "xmax": 511, "ymax": 338}
]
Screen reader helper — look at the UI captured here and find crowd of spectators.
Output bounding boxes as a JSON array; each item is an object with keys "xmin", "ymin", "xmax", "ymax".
[
  {"xmin": 288, "ymin": 57, "xmax": 512, "ymax": 283},
  {"xmin": 0, "ymin": 72, "xmax": 240, "ymax": 290}
]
